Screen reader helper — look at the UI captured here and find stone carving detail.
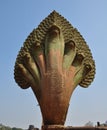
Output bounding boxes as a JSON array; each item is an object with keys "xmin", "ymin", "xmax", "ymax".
[{"xmin": 14, "ymin": 11, "xmax": 95, "ymax": 126}]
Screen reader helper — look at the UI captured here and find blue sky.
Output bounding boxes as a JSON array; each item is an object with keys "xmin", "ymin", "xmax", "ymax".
[{"xmin": 0, "ymin": 0, "xmax": 107, "ymax": 129}]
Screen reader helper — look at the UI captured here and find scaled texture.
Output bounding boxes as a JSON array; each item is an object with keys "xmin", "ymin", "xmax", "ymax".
[{"xmin": 14, "ymin": 11, "xmax": 95, "ymax": 125}]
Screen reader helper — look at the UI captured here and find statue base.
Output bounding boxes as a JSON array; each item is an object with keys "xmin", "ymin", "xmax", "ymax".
[
  {"xmin": 42, "ymin": 125, "xmax": 65, "ymax": 130},
  {"xmin": 41, "ymin": 125, "xmax": 107, "ymax": 130}
]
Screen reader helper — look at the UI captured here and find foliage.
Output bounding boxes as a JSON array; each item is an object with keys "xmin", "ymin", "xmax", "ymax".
[
  {"xmin": 0, "ymin": 124, "xmax": 23, "ymax": 130},
  {"xmin": 12, "ymin": 127, "xmax": 23, "ymax": 130},
  {"xmin": 85, "ymin": 121, "xmax": 94, "ymax": 127}
]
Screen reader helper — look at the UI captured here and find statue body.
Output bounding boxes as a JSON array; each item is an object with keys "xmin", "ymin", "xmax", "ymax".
[{"xmin": 14, "ymin": 11, "xmax": 95, "ymax": 126}]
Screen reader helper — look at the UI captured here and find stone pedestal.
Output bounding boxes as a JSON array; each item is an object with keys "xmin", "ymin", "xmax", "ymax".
[
  {"xmin": 41, "ymin": 125, "xmax": 107, "ymax": 130},
  {"xmin": 42, "ymin": 125, "xmax": 65, "ymax": 130}
]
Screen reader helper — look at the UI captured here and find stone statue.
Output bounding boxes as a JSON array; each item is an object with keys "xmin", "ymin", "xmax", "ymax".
[{"xmin": 14, "ymin": 11, "xmax": 95, "ymax": 127}]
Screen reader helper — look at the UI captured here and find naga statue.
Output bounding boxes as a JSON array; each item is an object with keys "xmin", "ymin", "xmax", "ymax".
[{"xmin": 14, "ymin": 11, "xmax": 95, "ymax": 127}]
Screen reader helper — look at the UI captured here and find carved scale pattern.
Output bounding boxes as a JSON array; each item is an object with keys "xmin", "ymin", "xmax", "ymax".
[{"xmin": 14, "ymin": 10, "xmax": 95, "ymax": 88}]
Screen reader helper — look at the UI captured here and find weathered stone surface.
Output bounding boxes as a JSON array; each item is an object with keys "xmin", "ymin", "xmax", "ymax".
[
  {"xmin": 14, "ymin": 11, "xmax": 96, "ymax": 126},
  {"xmin": 42, "ymin": 125, "xmax": 107, "ymax": 130}
]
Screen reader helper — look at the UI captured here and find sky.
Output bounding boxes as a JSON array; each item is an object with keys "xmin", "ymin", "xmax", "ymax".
[{"xmin": 0, "ymin": 0, "xmax": 107, "ymax": 129}]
